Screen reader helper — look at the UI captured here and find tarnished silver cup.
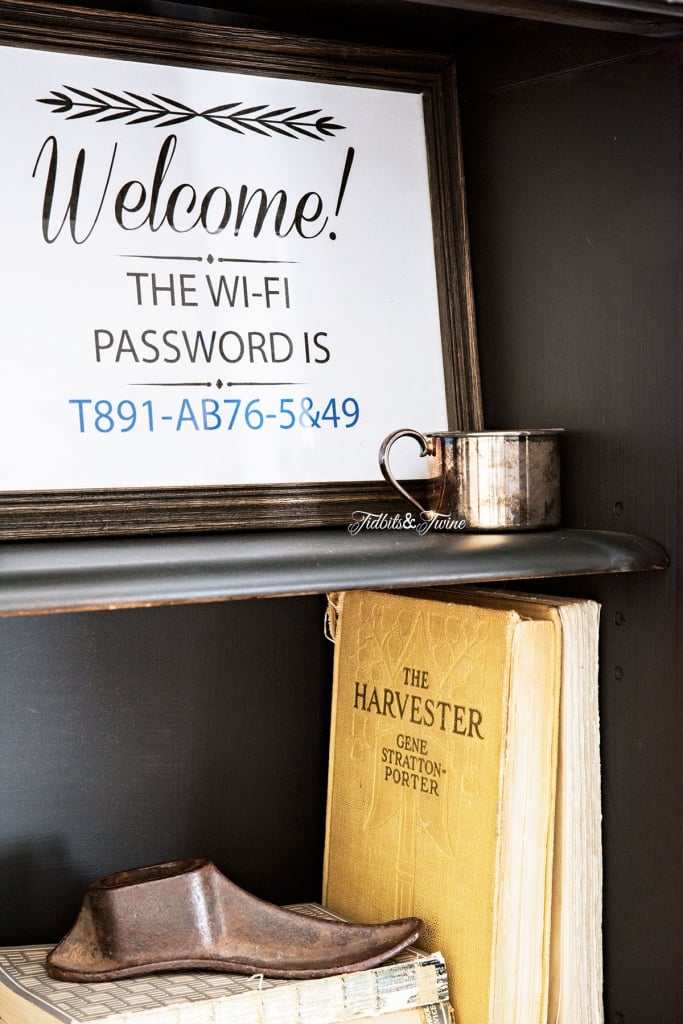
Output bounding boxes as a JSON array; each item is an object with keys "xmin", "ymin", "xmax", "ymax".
[{"xmin": 379, "ymin": 428, "xmax": 563, "ymax": 531}]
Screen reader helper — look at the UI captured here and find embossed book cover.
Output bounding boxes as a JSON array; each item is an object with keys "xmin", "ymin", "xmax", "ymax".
[{"xmin": 323, "ymin": 588, "xmax": 602, "ymax": 1024}]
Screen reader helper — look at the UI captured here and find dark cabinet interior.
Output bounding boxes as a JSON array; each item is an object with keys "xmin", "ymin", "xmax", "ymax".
[
  {"xmin": 1, "ymin": 597, "xmax": 333, "ymax": 940},
  {"xmin": 1, "ymin": 2, "xmax": 680, "ymax": 1020}
]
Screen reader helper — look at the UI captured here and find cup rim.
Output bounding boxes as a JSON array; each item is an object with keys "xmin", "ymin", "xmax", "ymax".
[{"xmin": 426, "ymin": 428, "xmax": 564, "ymax": 439}]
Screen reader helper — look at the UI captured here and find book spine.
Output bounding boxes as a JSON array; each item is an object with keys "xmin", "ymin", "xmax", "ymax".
[
  {"xmin": 351, "ymin": 1001, "xmax": 454, "ymax": 1024},
  {"xmin": 219, "ymin": 954, "xmax": 449, "ymax": 1024}
]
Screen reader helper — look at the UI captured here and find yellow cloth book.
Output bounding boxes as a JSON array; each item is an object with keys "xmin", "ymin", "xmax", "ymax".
[{"xmin": 322, "ymin": 588, "xmax": 602, "ymax": 1024}]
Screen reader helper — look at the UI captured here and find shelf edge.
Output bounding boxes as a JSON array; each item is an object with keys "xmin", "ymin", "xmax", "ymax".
[{"xmin": 0, "ymin": 527, "xmax": 668, "ymax": 616}]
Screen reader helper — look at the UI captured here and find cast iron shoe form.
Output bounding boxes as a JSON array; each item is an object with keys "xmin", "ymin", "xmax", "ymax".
[{"xmin": 46, "ymin": 858, "xmax": 423, "ymax": 982}]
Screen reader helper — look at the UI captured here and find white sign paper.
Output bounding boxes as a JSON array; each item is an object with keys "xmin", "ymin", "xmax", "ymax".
[{"xmin": 0, "ymin": 44, "xmax": 449, "ymax": 489}]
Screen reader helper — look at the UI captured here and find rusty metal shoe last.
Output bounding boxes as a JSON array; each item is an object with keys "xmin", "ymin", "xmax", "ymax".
[{"xmin": 46, "ymin": 858, "xmax": 423, "ymax": 982}]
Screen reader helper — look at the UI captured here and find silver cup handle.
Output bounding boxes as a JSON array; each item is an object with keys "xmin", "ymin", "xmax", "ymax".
[{"xmin": 378, "ymin": 428, "xmax": 434, "ymax": 517}]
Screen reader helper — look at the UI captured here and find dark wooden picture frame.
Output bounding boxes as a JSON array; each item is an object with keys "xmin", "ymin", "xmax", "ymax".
[{"xmin": 0, "ymin": 0, "xmax": 481, "ymax": 539}]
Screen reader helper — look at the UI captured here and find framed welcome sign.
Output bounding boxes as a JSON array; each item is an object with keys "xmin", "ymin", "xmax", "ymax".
[{"xmin": 0, "ymin": 0, "xmax": 481, "ymax": 538}]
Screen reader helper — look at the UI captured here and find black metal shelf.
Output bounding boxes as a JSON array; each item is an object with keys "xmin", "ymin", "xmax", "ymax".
[{"xmin": 0, "ymin": 527, "xmax": 668, "ymax": 616}]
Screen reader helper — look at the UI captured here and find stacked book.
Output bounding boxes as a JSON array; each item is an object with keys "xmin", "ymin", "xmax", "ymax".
[{"xmin": 0, "ymin": 904, "xmax": 454, "ymax": 1024}]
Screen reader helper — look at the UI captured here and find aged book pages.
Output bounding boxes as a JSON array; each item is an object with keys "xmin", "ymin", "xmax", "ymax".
[
  {"xmin": 0, "ymin": 1011, "xmax": 456, "ymax": 1024},
  {"xmin": 323, "ymin": 588, "xmax": 602, "ymax": 1024},
  {"xmin": 507, "ymin": 594, "xmax": 603, "ymax": 1024},
  {"xmin": 453, "ymin": 589, "xmax": 603, "ymax": 1024}
]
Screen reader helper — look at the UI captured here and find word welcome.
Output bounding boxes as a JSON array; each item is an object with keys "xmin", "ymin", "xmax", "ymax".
[{"xmin": 33, "ymin": 134, "xmax": 355, "ymax": 243}]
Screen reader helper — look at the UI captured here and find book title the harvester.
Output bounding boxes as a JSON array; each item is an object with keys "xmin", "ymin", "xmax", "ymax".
[{"xmin": 352, "ymin": 664, "xmax": 484, "ymax": 797}]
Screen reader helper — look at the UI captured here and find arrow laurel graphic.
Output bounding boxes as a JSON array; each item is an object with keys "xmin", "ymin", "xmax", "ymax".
[{"xmin": 37, "ymin": 87, "xmax": 346, "ymax": 140}]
